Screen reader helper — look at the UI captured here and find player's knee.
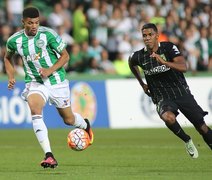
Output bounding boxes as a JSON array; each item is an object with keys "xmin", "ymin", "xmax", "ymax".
[
  {"xmin": 195, "ymin": 123, "xmax": 209, "ymax": 135},
  {"xmin": 162, "ymin": 111, "xmax": 176, "ymax": 124},
  {"xmin": 30, "ymin": 106, "xmax": 42, "ymax": 115}
]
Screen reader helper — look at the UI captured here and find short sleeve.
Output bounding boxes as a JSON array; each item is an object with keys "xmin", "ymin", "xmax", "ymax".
[
  {"xmin": 47, "ymin": 29, "xmax": 67, "ymax": 54},
  {"xmin": 165, "ymin": 42, "xmax": 182, "ymax": 60}
]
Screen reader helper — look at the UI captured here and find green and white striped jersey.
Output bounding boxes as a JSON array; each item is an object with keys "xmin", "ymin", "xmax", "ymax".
[{"xmin": 6, "ymin": 26, "xmax": 67, "ymax": 86}]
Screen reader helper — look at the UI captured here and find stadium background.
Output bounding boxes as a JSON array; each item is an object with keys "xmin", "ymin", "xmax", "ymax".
[
  {"xmin": 0, "ymin": 0, "xmax": 212, "ymax": 129},
  {"xmin": 0, "ymin": 1, "xmax": 212, "ymax": 179}
]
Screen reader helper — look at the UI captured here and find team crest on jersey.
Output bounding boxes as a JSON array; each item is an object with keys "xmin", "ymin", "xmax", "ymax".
[
  {"xmin": 160, "ymin": 54, "xmax": 167, "ymax": 61},
  {"xmin": 36, "ymin": 39, "xmax": 45, "ymax": 48}
]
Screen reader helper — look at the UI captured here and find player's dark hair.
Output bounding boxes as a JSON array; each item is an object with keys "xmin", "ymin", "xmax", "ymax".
[
  {"xmin": 141, "ymin": 23, "xmax": 158, "ymax": 33},
  {"xmin": 22, "ymin": 7, "xmax": 40, "ymax": 19}
]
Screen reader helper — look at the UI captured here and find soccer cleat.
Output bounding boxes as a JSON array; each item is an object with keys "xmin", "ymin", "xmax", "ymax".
[
  {"xmin": 40, "ymin": 156, "xmax": 58, "ymax": 168},
  {"xmin": 185, "ymin": 139, "xmax": 199, "ymax": 159},
  {"xmin": 84, "ymin": 119, "xmax": 94, "ymax": 145}
]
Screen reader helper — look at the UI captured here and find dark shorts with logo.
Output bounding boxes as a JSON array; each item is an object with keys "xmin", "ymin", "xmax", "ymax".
[{"xmin": 156, "ymin": 94, "xmax": 208, "ymax": 126}]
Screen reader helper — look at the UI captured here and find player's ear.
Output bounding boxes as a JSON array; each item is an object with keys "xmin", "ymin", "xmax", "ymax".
[
  {"xmin": 156, "ymin": 32, "xmax": 159, "ymax": 39},
  {"xmin": 22, "ymin": 19, "xmax": 25, "ymax": 26}
]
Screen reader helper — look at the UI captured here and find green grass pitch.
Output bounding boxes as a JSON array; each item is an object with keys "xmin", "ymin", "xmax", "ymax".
[{"xmin": 0, "ymin": 128, "xmax": 211, "ymax": 180}]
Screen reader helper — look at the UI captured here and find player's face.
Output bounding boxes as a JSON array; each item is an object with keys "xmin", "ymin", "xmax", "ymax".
[
  {"xmin": 142, "ymin": 28, "xmax": 159, "ymax": 50},
  {"xmin": 23, "ymin": 17, "xmax": 40, "ymax": 36}
]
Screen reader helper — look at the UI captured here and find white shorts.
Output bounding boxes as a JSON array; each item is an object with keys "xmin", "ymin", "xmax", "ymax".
[{"xmin": 21, "ymin": 80, "xmax": 71, "ymax": 108}]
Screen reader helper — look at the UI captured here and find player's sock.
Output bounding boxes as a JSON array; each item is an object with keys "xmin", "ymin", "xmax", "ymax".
[
  {"xmin": 45, "ymin": 152, "xmax": 54, "ymax": 158},
  {"xmin": 165, "ymin": 121, "xmax": 191, "ymax": 142},
  {"xmin": 202, "ymin": 127, "xmax": 212, "ymax": 149},
  {"xmin": 32, "ymin": 115, "xmax": 52, "ymax": 153},
  {"xmin": 73, "ymin": 113, "xmax": 87, "ymax": 129}
]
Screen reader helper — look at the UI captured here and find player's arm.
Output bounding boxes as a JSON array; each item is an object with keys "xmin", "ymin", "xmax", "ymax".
[
  {"xmin": 4, "ymin": 50, "xmax": 16, "ymax": 90},
  {"xmin": 128, "ymin": 55, "xmax": 151, "ymax": 97},
  {"xmin": 39, "ymin": 49, "xmax": 69, "ymax": 78},
  {"xmin": 150, "ymin": 52, "xmax": 187, "ymax": 72}
]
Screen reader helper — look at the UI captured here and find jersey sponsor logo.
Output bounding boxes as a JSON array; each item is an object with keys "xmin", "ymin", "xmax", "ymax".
[
  {"xmin": 36, "ymin": 39, "xmax": 45, "ymax": 48},
  {"xmin": 22, "ymin": 52, "xmax": 42, "ymax": 61},
  {"xmin": 143, "ymin": 65, "xmax": 170, "ymax": 75}
]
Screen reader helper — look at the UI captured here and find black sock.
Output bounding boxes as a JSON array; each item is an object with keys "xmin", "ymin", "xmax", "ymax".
[
  {"xmin": 45, "ymin": 152, "xmax": 53, "ymax": 158},
  {"xmin": 202, "ymin": 128, "xmax": 212, "ymax": 150},
  {"xmin": 165, "ymin": 121, "xmax": 190, "ymax": 142}
]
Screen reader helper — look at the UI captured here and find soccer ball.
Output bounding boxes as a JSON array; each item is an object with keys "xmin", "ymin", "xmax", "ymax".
[{"xmin": 67, "ymin": 128, "xmax": 90, "ymax": 151}]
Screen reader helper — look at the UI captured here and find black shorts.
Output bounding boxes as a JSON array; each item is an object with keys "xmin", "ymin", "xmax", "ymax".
[{"xmin": 156, "ymin": 94, "xmax": 208, "ymax": 126}]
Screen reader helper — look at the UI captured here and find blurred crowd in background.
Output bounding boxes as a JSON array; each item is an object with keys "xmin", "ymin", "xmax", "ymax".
[{"xmin": 0, "ymin": 0, "xmax": 212, "ymax": 77}]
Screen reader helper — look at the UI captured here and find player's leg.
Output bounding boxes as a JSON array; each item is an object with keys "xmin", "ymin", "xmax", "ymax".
[
  {"xmin": 56, "ymin": 107, "xmax": 94, "ymax": 144},
  {"xmin": 179, "ymin": 94, "xmax": 212, "ymax": 150},
  {"xmin": 194, "ymin": 123, "xmax": 212, "ymax": 150},
  {"xmin": 27, "ymin": 93, "xmax": 57, "ymax": 168},
  {"xmin": 157, "ymin": 99, "xmax": 198, "ymax": 158},
  {"xmin": 157, "ymin": 100, "xmax": 191, "ymax": 142},
  {"xmin": 49, "ymin": 80, "xmax": 93, "ymax": 144},
  {"xmin": 22, "ymin": 83, "xmax": 57, "ymax": 168}
]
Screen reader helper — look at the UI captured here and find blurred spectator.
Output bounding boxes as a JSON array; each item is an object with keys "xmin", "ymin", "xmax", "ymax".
[
  {"xmin": 86, "ymin": 0, "xmax": 100, "ymax": 38},
  {"xmin": 208, "ymin": 26, "xmax": 212, "ymax": 71},
  {"xmin": 0, "ymin": 24, "xmax": 12, "ymax": 73},
  {"xmin": 87, "ymin": 57, "xmax": 103, "ymax": 74},
  {"xmin": 118, "ymin": 33, "xmax": 132, "ymax": 61},
  {"xmin": 195, "ymin": 27, "xmax": 210, "ymax": 71},
  {"xmin": 0, "ymin": 6, "xmax": 6, "ymax": 25},
  {"xmin": 99, "ymin": 49, "xmax": 116, "ymax": 74},
  {"xmin": 88, "ymin": 37, "xmax": 104, "ymax": 62},
  {"xmin": 81, "ymin": 41, "xmax": 91, "ymax": 65},
  {"xmin": 113, "ymin": 52, "xmax": 131, "ymax": 76},
  {"xmin": 92, "ymin": 1, "xmax": 109, "ymax": 46},
  {"xmin": 72, "ymin": 2, "xmax": 89, "ymax": 43},
  {"xmin": 66, "ymin": 43, "xmax": 86, "ymax": 73},
  {"xmin": 60, "ymin": 0, "xmax": 72, "ymax": 33},
  {"xmin": 0, "ymin": 0, "xmax": 212, "ymax": 76},
  {"xmin": 47, "ymin": 2, "xmax": 71, "ymax": 32},
  {"xmin": 6, "ymin": 0, "xmax": 24, "ymax": 28},
  {"xmin": 57, "ymin": 25, "xmax": 74, "ymax": 47},
  {"xmin": 184, "ymin": 28, "xmax": 200, "ymax": 75}
]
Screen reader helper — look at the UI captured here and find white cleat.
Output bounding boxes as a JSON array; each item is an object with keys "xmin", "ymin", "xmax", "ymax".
[{"xmin": 185, "ymin": 139, "xmax": 199, "ymax": 159}]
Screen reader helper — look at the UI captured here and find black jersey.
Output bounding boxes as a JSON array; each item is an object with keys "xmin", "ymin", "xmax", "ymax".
[{"xmin": 130, "ymin": 42, "xmax": 191, "ymax": 104}]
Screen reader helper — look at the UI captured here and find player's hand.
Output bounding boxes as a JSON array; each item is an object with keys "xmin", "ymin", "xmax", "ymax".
[
  {"xmin": 150, "ymin": 52, "xmax": 166, "ymax": 64},
  {"xmin": 8, "ymin": 78, "xmax": 16, "ymax": 90},
  {"xmin": 142, "ymin": 84, "xmax": 151, "ymax": 97},
  {"xmin": 39, "ymin": 68, "xmax": 52, "ymax": 78}
]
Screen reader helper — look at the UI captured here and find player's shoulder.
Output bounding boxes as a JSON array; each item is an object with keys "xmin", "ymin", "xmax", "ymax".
[
  {"xmin": 129, "ymin": 48, "xmax": 145, "ymax": 60},
  {"xmin": 7, "ymin": 29, "xmax": 24, "ymax": 43},
  {"xmin": 160, "ymin": 41, "xmax": 175, "ymax": 49},
  {"xmin": 160, "ymin": 41, "xmax": 181, "ymax": 56},
  {"xmin": 38, "ymin": 26, "xmax": 58, "ymax": 37}
]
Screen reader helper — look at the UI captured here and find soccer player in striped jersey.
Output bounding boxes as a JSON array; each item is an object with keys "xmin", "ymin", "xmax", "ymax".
[
  {"xmin": 129, "ymin": 23, "xmax": 212, "ymax": 159},
  {"xmin": 4, "ymin": 7, "xmax": 93, "ymax": 168}
]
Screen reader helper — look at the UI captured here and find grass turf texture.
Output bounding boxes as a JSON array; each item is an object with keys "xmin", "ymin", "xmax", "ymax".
[{"xmin": 0, "ymin": 128, "xmax": 211, "ymax": 180}]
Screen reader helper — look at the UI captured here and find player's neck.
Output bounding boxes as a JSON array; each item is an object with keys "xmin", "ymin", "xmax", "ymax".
[{"xmin": 147, "ymin": 45, "xmax": 159, "ymax": 53}]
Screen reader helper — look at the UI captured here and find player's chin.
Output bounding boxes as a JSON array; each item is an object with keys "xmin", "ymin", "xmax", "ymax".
[
  {"xmin": 29, "ymin": 30, "xmax": 37, "ymax": 36},
  {"xmin": 145, "ymin": 44, "xmax": 153, "ymax": 49}
]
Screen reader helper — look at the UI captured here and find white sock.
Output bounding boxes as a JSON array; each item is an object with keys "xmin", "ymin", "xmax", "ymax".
[
  {"xmin": 32, "ymin": 115, "xmax": 51, "ymax": 154},
  {"xmin": 73, "ymin": 113, "xmax": 87, "ymax": 129}
]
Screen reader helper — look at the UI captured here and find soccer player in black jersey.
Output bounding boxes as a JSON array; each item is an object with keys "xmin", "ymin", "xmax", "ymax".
[{"xmin": 129, "ymin": 23, "xmax": 212, "ymax": 158}]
